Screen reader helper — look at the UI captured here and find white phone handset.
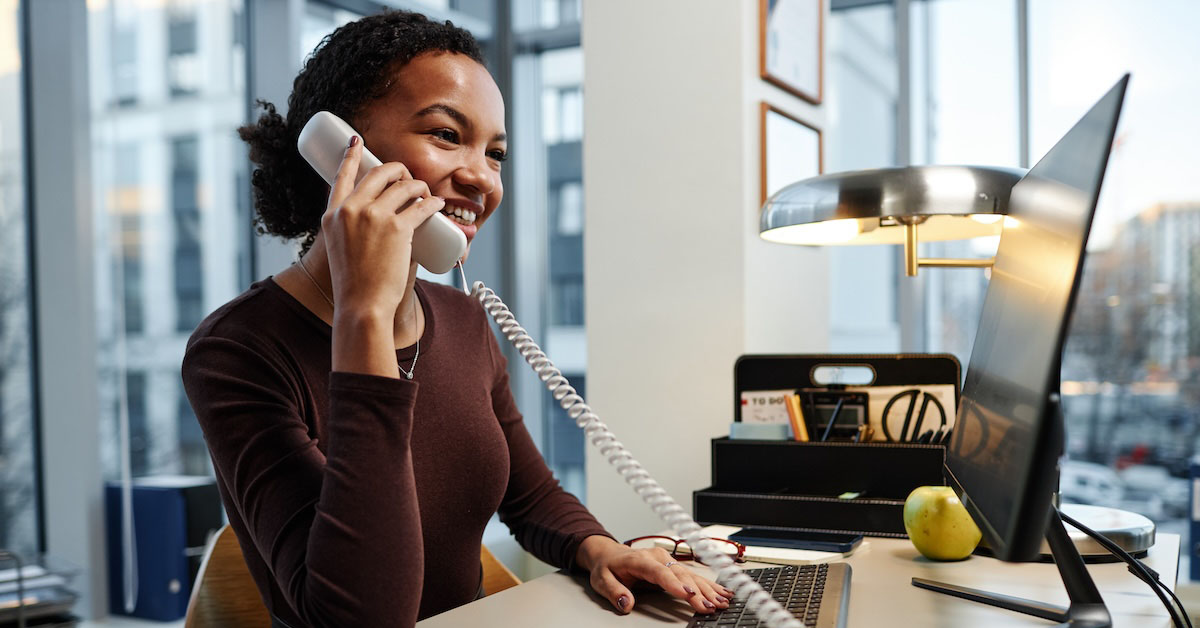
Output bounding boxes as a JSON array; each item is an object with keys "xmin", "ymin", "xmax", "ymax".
[{"xmin": 297, "ymin": 111, "xmax": 468, "ymax": 274}]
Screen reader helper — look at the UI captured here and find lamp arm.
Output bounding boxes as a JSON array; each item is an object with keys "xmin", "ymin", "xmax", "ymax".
[{"xmin": 903, "ymin": 220, "xmax": 995, "ymax": 276}]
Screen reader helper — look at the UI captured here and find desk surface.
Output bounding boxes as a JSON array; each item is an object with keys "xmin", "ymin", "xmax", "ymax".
[{"xmin": 418, "ymin": 534, "xmax": 1180, "ymax": 627}]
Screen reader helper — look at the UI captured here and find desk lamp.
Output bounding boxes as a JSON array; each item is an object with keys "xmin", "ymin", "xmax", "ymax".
[{"xmin": 759, "ymin": 165, "xmax": 1026, "ymax": 276}]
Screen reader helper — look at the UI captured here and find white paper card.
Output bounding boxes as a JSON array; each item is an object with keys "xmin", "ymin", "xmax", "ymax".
[{"xmin": 740, "ymin": 390, "xmax": 794, "ymax": 424}]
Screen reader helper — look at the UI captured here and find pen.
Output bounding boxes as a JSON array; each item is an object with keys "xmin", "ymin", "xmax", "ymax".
[{"xmin": 821, "ymin": 398, "xmax": 844, "ymax": 442}]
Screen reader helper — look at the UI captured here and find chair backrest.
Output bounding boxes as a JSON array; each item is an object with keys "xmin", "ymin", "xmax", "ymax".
[
  {"xmin": 185, "ymin": 524, "xmax": 523, "ymax": 627},
  {"xmin": 184, "ymin": 524, "xmax": 270, "ymax": 628},
  {"xmin": 480, "ymin": 544, "xmax": 521, "ymax": 596}
]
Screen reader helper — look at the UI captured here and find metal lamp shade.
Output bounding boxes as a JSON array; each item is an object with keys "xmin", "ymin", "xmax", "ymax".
[{"xmin": 760, "ymin": 165, "xmax": 1028, "ymax": 246}]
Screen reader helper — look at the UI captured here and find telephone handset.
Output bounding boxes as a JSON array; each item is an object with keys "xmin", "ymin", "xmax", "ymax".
[
  {"xmin": 297, "ymin": 111, "xmax": 468, "ymax": 274},
  {"xmin": 298, "ymin": 116, "xmax": 802, "ymax": 626}
]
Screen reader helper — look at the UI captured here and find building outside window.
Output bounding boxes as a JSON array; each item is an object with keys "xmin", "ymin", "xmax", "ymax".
[
  {"xmin": 89, "ymin": 0, "xmax": 247, "ymax": 481},
  {"xmin": 512, "ymin": 0, "xmax": 586, "ymax": 501},
  {"xmin": 167, "ymin": 1, "xmax": 201, "ymax": 97},
  {"xmin": 1032, "ymin": 0, "xmax": 1200, "ymax": 561},
  {"xmin": 172, "ymin": 135, "xmax": 205, "ymax": 332},
  {"xmin": 827, "ymin": 0, "xmax": 901, "ymax": 352}
]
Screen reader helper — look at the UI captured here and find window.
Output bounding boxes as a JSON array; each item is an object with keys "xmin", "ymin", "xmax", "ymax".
[
  {"xmin": 912, "ymin": 0, "xmax": 1018, "ymax": 363},
  {"xmin": 109, "ymin": 3, "xmax": 139, "ymax": 107},
  {"xmin": 112, "ymin": 143, "xmax": 144, "ymax": 335},
  {"xmin": 89, "ymin": 0, "xmax": 249, "ymax": 480},
  {"xmin": 0, "ymin": 0, "xmax": 40, "ymax": 556},
  {"xmin": 301, "ymin": 3, "xmax": 360, "ymax": 65},
  {"xmin": 172, "ymin": 136, "xmax": 204, "ymax": 332},
  {"xmin": 1029, "ymin": 0, "xmax": 1200, "ymax": 550},
  {"xmin": 518, "ymin": 0, "xmax": 579, "ymax": 30},
  {"xmin": 827, "ymin": 1, "xmax": 901, "ymax": 352},
  {"xmin": 891, "ymin": 0, "xmax": 1200, "ymax": 571},
  {"xmin": 125, "ymin": 372, "xmax": 149, "ymax": 476},
  {"xmin": 828, "ymin": 2, "xmax": 1200, "ymax": 575},
  {"xmin": 512, "ymin": 3, "xmax": 585, "ymax": 499},
  {"xmin": 167, "ymin": 1, "xmax": 201, "ymax": 97}
]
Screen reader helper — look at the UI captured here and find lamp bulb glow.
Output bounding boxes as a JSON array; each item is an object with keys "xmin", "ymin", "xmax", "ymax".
[{"xmin": 799, "ymin": 219, "xmax": 861, "ymax": 244}]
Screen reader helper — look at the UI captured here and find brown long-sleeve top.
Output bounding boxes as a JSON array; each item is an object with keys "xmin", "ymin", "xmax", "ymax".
[{"xmin": 181, "ymin": 277, "xmax": 611, "ymax": 627}]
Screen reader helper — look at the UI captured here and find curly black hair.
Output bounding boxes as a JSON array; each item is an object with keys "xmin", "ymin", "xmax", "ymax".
[{"xmin": 238, "ymin": 10, "xmax": 484, "ymax": 253}]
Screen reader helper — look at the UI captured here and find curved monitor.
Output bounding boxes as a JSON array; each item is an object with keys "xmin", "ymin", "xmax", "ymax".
[{"xmin": 945, "ymin": 75, "xmax": 1129, "ymax": 562}]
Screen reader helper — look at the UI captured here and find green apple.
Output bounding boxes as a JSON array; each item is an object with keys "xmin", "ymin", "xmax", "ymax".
[{"xmin": 903, "ymin": 486, "xmax": 982, "ymax": 561}]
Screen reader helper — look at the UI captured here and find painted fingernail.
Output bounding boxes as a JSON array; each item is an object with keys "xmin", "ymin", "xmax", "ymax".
[
  {"xmin": 703, "ymin": 600, "xmax": 715, "ymax": 609},
  {"xmin": 617, "ymin": 595, "xmax": 628, "ymax": 610},
  {"xmin": 348, "ymin": 135, "xmax": 359, "ymax": 148},
  {"xmin": 684, "ymin": 585, "xmax": 696, "ymax": 595},
  {"xmin": 716, "ymin": 595, "xmax": 729, "ymax": 604}
]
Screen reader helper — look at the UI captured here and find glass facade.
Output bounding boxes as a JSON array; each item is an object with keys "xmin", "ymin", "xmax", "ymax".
[
  {"xmin": 511, "ymin": 1, "xmax": 586, "ymax": 500},
  {"xmin": 912, "ymin": 0, "xmax": 1018, "ymax": 363},
  {"xmin": 827, "ymin": 2, "xmax": 901, "ymax": 353},
  {"xmin": 824, "ymin": 1, "xmax": 1200, "ymax": 576},
  {"xmin": 894, "ymin": 0, "xmax": 1200, "ymax": 573},
  {"xmin": 88, "ymin": 0, "xmax": 248, "ymax": 480},
  {"xmin": 1033, "ymin": 0, "xmax": 1200, "ymax": 558},
  {"xmin": 0, "ymin": 0, "xmax": 39, "ymax": 557}
]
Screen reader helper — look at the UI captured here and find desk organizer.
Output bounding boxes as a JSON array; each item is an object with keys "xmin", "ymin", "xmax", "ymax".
[{"xmin": 693, "ymin": 354, "xmax": 960, "ymax": 538}]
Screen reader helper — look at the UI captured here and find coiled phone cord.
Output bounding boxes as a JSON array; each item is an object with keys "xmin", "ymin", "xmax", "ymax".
[{"xmin": 465, "ymin": 273, "xmax": 805, "ymax": 628}]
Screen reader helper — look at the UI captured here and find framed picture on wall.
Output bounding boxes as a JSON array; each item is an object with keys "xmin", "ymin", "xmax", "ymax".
[
  {"xmin": 761, "ymin": 102, "xmax": 823, "ymax": 204},
  {"xmin": 760, "ymin": 0, "xmax": 823, "ymax": 104}
]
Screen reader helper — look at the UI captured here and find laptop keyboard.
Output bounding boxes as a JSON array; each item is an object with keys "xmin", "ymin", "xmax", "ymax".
[{"xmin": 686, "ymin": 563, "xmax": 851, "ymax": 628}]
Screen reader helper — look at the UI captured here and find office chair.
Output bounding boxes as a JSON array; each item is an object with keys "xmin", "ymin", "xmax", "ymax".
[
  {"xmin": 185, "ymin": 525, "xmax": 523, "ymax": 627},
  {"xmin": 480, "ymin": 543, "xmax": 521, "ymax": 595},
  {"xmin": 184, "ymin": 525, "xmax": 270, "ymax": 628}
]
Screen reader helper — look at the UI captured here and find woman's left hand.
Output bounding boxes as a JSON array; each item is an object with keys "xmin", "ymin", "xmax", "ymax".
[{"xmin": 575, "ymin": 536, "xmax": 734, "ymax": 615}]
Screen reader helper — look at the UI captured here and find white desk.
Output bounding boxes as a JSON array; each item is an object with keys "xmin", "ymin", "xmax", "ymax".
[{"xmin": 418, "ymin": 534, "xmax": 1180, "ymax": 627}]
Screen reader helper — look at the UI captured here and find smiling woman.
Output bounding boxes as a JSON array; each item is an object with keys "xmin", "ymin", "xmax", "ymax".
[{"xmin": 180, "ymin": 9, "xmax": 731, "ymax": 628}]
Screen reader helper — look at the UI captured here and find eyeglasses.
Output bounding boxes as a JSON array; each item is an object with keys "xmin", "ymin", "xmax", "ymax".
[{"xmin": 623, "ymin": 535, "xmax": 747, "ymax": 565}]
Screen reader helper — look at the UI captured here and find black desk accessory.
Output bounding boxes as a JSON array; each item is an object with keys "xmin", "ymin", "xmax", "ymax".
[{"xmin": 695, "ymin": 353, "xmax": 961, "ymax": 537}]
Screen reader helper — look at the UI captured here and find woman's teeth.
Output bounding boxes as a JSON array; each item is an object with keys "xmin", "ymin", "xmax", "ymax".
[{"xmin": 444, "ymin": 207, "xmax": 476, "ymax": 225}]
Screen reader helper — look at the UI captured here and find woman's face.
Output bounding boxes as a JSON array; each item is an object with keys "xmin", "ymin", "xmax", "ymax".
[{"xmin": 358, "ymin": 52, "xmax": 507, "ymax": 258}]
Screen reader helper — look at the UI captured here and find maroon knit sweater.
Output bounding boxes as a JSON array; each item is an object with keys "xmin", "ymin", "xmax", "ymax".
[{"xmin": 181, "ymin": 277, "xmax": 611, "ymax": 627}]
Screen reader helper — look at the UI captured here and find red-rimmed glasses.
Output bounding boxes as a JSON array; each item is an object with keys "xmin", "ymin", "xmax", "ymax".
[{"xmin": 623, "ymin": 535, "xmax": 747, "ymax": 565}]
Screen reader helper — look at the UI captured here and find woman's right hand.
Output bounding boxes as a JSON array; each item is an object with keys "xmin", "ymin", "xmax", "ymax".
[{"xmin": 321, "ymin": 136, "xmax": 446, "ymax": 318}]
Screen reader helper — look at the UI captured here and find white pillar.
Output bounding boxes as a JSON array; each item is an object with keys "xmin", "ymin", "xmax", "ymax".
[{"xmin": 583, "ymin": 0, "xmax": 830, "ymax": 540}]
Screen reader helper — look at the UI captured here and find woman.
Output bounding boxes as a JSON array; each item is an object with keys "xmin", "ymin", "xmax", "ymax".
[{"xmin": 181, "ymin": 10, "xmax": 731, "ymax": 627}]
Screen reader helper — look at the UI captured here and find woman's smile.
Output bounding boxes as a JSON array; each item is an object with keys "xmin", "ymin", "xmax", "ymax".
[{"xmin": 439, "ymin": 197, "xmax": 485, "ymax": 242}]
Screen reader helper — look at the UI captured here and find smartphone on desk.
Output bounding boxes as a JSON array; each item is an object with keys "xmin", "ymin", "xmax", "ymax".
[{"xmin": 728, "ymin": 527, "xmax": 863, "ymax": 553}]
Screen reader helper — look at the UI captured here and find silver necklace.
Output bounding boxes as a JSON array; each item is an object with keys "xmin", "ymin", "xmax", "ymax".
[{"xmin": 296, "ymin": 259, "xmax": 420, "ymax": 379}]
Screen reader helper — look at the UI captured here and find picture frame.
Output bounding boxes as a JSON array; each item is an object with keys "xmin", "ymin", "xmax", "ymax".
[
  {"xmin": 760, "ymin": 102, "xmax": 823, "ymax": 205},
  {"xmin": 759, "ymin": 0, "xmax": 824, "ymax": 104}
]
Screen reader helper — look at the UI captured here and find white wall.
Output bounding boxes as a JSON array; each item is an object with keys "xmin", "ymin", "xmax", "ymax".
[{"xmin": 584, "ymin": 0, "xmax": 831, "ymax": 541}]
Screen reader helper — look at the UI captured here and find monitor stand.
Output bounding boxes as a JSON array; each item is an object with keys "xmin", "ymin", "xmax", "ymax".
[
  {"xmin": 910, "ymin": 395, "xmax": 1112, "ymax": 627},
  {"xmin": 912, "ymin": 509, "xmax": 1111, "ymax": 627}
]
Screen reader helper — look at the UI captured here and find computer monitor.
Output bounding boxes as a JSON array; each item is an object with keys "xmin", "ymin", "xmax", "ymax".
[{"xmin": 944, "ymin": 75, "xmax": 1129, "ymax": 564}]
